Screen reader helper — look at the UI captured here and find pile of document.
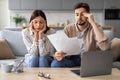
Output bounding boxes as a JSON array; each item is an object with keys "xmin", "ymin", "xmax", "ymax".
[{"xmin": 47, "ymin": 30, "xmax": 80, "ymax": 56}]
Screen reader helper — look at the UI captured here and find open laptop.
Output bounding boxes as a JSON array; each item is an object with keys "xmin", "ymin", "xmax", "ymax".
[{"xmin": 71, "ymin": 50, "xmax": 113, "ymax": 77}]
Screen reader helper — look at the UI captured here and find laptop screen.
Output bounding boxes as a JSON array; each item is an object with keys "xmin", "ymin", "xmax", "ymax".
[{"xmin": 71, "ymin": 50, "xmax": 113, "ymax": 77}]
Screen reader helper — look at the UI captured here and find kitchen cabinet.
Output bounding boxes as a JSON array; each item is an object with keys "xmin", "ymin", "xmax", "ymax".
[
  {"xmin": 21, "ymin": 0, "xmax": 37, "ymax": 10},
  {"xmin": 62, "ymin": 0, "xmax": 79, "ymax": 10},
  {"xmin": 78, "ymin": 0, "xmax": 104, "ymax": 9},
  {"xmin": 104, "ymin": 0, "xmax": 120, "ymax": 9},
  {"xmin": 9, "ymin": 0, "xmax": 62, "ymax": 10},
  {"xmin": 62, "ymin": 0, "xmax": 104, "ymax": 10},
  {"xmin": 9, "ymin": 0, "xmax": 21, "ymax": 10},
  {"xmin": 37, "ymin": 0, "xmax": 62, "ymax": 10},
  {"xmin": 9, "ymin": 0, "xmax": 104, "ymax": 10},
  {"xmin": 9, "ymin": 0, "xmax": 37, "ymax": 10}
]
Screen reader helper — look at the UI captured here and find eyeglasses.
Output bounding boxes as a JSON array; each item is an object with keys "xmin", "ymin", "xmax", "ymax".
[{"xmin": 38, "ymin": 72, "xmax": 51, "ymax": 79}]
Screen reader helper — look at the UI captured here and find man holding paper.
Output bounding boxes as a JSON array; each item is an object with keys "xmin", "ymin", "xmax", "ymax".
[{"xmin": 51, "ymin": 2, "xmax": 110, "ymax": 67}]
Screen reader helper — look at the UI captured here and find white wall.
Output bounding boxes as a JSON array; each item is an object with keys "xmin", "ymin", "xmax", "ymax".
[
  {"xmin": 0, "ymin": 0, "xmax": 104, "ymax": 28},
  {"xmin": 10, "ymin": 10, "xmax": 104, "ymax": 27},
  {"xmin": 0, "ymin": 0, "xmax": 10, "ymax": 28},
  {"xmin": 10, "ymin": 10, "xmax": 75, "ymax": 27}
]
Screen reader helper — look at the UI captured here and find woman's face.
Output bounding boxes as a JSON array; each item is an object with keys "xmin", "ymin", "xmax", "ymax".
[{"xmin": 32, "ymin": 16, "xmax": 46, "ymax": 32}]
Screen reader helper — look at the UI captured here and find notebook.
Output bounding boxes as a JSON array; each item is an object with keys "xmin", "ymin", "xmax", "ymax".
[{"xmin": 71, "ymin": 50, "xmax": 113, "ymax": 77}]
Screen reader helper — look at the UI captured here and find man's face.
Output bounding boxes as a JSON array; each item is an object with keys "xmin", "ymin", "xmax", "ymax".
[{"xmin": 75, "ymin": 8, "xmax": 88, "ymax": 25}]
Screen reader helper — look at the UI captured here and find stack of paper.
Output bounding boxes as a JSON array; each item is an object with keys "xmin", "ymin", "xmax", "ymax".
[{"xmin": 47, "ymin": 30, "xmax": 80, "ymax": 56}]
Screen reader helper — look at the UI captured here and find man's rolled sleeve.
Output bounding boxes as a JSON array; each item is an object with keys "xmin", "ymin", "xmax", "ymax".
[{"xmin": 97, "ymin": 39, "xmax": 111, "ymax": 51}]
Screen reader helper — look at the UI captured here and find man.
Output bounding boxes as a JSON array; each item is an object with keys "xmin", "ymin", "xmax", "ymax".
[{"xmin": 51, "ymin": 2, "xmax": 110, "ymax": 67}]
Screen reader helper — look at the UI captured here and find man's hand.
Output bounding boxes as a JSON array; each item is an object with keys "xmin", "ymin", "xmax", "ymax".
[
  {"xmin": 83, "ymin": 13, "xmax": 95, "ymax": 24},
  {"xmin": 54, "ymin": 51, "xmax": 66, "ymax": 61}
]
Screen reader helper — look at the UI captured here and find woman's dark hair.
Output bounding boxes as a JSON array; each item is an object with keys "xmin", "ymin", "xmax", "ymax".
[
  {"xmin": 74, "ymin": 2, "xmax": 90, "ymax": 13},
  {"xmin": 29, "ymin": 10, "xmax": 49, "ymax": 33}
]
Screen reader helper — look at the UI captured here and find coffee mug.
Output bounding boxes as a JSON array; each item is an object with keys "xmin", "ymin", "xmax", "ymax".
[{"xmin": 1, "ymin": 63, "xmax": 13, "ymax": 73}]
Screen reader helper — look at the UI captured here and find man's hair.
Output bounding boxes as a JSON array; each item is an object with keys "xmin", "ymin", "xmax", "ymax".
[{"xmin": 74, "ymin": 2, "xmax": 90, "ymax": 12}]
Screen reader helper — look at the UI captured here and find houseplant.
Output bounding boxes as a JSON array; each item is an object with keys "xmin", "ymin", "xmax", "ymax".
[{"xmin": 13, "ymin": 14, "xmax": 26, "ymax": 27}]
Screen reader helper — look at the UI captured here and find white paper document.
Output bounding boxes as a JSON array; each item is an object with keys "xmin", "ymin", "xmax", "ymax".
[{"xmin": 47, "ymin": 31, "xmax": 81, "ymax": 56}]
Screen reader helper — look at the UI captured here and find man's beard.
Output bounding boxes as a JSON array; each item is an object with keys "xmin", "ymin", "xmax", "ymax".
[{"xmin": 78, "ymin": 22, "xmax": 86, "ymax": 26}]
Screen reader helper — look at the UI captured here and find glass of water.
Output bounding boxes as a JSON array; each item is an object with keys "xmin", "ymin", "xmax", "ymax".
[{"xmin": 13, "ymin": 59, "xmax": 24, "ymax": 73}]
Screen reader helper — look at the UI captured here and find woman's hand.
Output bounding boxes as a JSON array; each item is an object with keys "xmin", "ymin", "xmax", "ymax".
[
  {"xmin": 39, "ymin": 24, "xmax": 46, "ymax": 34},
  {"xmin": 29, "ymin": 21, "xmax": 37, "ymax": 33},
  {"xmin": 29, "ymin": 21, "xmax": 39, "ymax": 41},
  {"xmin": 54, "ymin": 51, "xmax": 66, "ymax": 61}
]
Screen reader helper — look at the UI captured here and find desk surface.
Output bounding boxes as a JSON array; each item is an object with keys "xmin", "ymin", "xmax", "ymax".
[{"xmin": 0, "ymin": 68, "xmax": 120, "ymax": 80}]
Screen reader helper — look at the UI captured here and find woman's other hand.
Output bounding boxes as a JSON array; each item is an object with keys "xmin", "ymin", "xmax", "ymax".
[
  {"xmin": 39, "ymin": 24, "xmax": 46, "ymax": 34},
  {"xmin": 39, "ymin": 25, "xmax": 46, "ymax": 39}
]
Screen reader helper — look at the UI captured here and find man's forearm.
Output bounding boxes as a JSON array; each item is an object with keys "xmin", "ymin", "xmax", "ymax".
[{"xmin": 91, "ymin": 22, "xmax": 107, "ymax": 42}]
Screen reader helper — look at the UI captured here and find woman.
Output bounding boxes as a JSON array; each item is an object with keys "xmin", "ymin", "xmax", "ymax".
[{"xmin": 22, "ymin": 10, "xmax": 55, "ymax": 67}]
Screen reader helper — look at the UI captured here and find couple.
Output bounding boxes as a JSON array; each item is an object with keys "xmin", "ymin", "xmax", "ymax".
[{"xmin": 22, "ymin": 2, "xmax": 110, "ymax": 68}]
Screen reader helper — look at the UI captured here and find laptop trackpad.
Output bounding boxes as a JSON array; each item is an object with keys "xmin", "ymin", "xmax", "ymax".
[{"xmin": 71, "ymin": 69, "xmax": 80, "ymax": 75}]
